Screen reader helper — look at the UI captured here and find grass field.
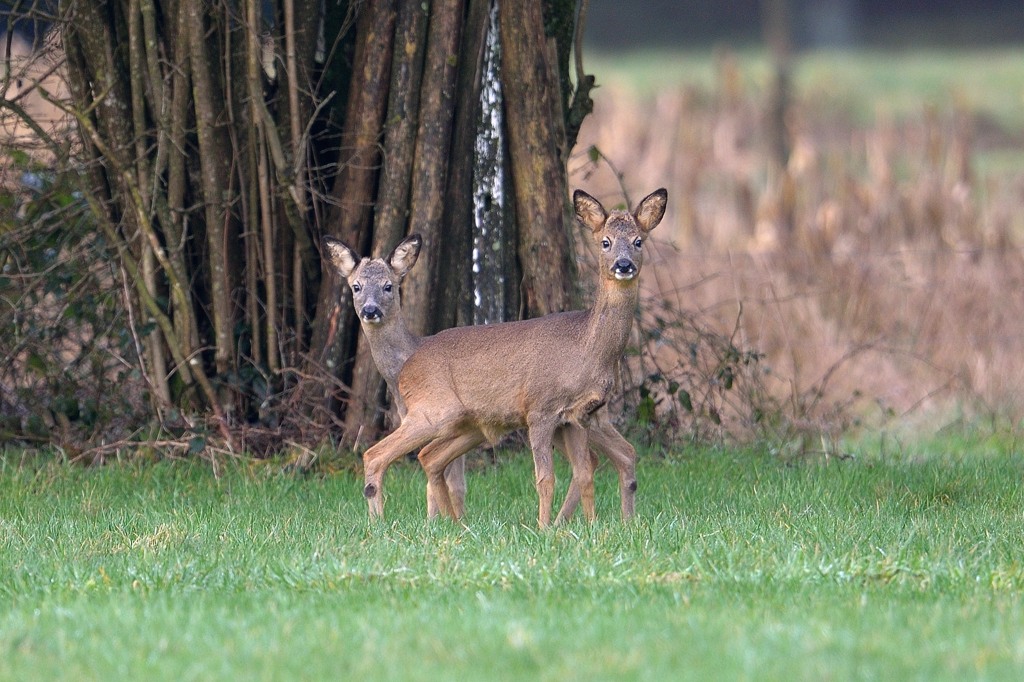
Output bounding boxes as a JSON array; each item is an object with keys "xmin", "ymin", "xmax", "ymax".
[
  {"xmin": 2, "ymin": 441, "xmax": 1023, "ymax": 680},
  {"xmin": 585, "ymin": 47, "xmax": 1024, "ymax": 130}
]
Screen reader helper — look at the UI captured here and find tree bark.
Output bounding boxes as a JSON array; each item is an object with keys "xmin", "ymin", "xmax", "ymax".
[
  {"xmin": 434, "ymin": 0, "xmax": 492, "ymax": 332},
  {"xmin": 499, "ymin": 0, "xmax": 577, "ymax": 317},
  {"xmin": 405, "ymin": 0, "xmax": 466, "ymax": 335},
  {"xmin": 305, "ymin": 0, "xmax": 398, "ymax": 427},
  {"xmin": 188, "ymin": 2, "xmax": 236, "ymax": 379},
  {"xmin": 343, "ymin": 0, "xmax": 429, "ymax": 441}
]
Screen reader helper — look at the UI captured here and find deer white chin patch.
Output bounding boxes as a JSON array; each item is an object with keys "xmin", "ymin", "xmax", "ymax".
[
  {"xmin": 361, "ymin": 315, "xmax": 384, "ymax": 324},
  {"xmin": 614, "ymin": 270, "xmax": 637, "ymax": 281}
]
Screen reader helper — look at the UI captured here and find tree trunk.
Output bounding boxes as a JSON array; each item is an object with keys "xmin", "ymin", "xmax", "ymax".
[
  {"xmin": 305, "ymin": 0, "xmax": 397, "ymax": 429},
  {"xmin": 187, "ymin": 2, "xmax": 236, "ymax": 380},
  {"xmin": 499, "ymin": 0, "xmax": 577, "ymax": 317},
  {"xmin": 433, "ymin": 0, "xmax": 492, "ymax": 333},
  {"xmin": 343, "ymin": 0, "xmax": 429, "ymax": 442},
  {"xmin": 405, "ymin": 0, "xmax": 467, "ymax": 335}
]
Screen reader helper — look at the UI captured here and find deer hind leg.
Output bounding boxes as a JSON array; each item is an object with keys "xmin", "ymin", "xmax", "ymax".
[
  {"xmin": 418, "ymin": 432, "xmax": 484, "ymax": 521},
  {"xmin": 554, "ymin": 423, "xmax": 596, "ymax": 524},
  {"xmin": 554, "ymin": 429, "xmax": 600, "ymax": 524},
  {"xmin": 361, "ymin": 417, "xmax": 439, "ymax": 520},
  {"xmin": 422, "ymin": 456, "xmax": 461, "ymax": 519},
  {"xmin": 588, "ymin": 413, "xmax": 637, "ymax": 520},
  {"xmin": 443, "ymin": 455, "xmax": 468, "ymax": 519},
  {"xmin": 553, "ymin": 428, "xmax": 578, "ymax": 522}
]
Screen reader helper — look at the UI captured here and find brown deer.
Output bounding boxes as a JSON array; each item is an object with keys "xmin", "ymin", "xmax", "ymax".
[
  {"xmin": 321, "ymin": 233, "xmax": 466, "ymax": 518},
  {"xmin": 322, "ymin": 233, "xmax": 640, "ymax": 522},
  {"xmin": 357, "ymin": 188, "xmax": 667, "ymax": 526}
]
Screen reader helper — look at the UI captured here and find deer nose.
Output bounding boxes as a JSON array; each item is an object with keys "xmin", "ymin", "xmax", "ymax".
[
  {"xmin": 360, "ymin": 305, "xmax": 383, "ymax": 322},
  {"xmin": 612, "ymin": 259, "xmax": 637, "ymax": 280}
]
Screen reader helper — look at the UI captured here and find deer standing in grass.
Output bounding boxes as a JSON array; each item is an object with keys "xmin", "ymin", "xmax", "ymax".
[
  {"xmin": 321, "ymin": 233, "xmax": 467, "ymax": 518},
  {"xmin": 355, "ymin": 188, "xmax": 667, "ymax": 526},
  {"xmin": 322, "ymin": 231, "xmax": 642, "ymax": 521}
]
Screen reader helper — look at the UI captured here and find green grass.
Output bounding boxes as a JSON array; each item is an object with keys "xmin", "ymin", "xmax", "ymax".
[
  {"xmin": 2, "ymin": 444, "xmax": 1024, "ymax": 680},
  {"xmin": 586, "ymin": 47, "xmax": 1024, "ymax": 131}
]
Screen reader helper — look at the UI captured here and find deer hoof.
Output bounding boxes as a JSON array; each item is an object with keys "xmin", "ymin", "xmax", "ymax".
[{"xmin": 364, "ymin": 483, "xmax": 378, "ymax": 499}]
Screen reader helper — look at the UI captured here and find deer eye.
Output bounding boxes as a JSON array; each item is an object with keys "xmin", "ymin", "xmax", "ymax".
[
  {"xmin": 383, "ymin": 282, "xmax": 393, "ymax": 293},
  {"xmin": 351, "ymin": 283, "xmax": 361, "ymax": 293},
  {"xmin": 601, "ymin": 238, "xmax": 611, "ymax": 251},
  {"xmin": 633, "ymin": 237, "xmax": 643, "ymax": 249}
]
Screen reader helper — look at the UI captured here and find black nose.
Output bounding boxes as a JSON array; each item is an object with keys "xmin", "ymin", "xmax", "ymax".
[
  {"xmin": 613, "ymin": 259, "xmax": 636, "ymax": 274},
  {"xmin": 361, "ymin": 305, "xmax": 382, "ymax": 321}
]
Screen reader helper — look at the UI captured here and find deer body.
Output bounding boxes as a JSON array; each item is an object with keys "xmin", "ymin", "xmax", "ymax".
[{"xmin": 359, "ymin": 188, "xmax": 667, "ymax": 526}]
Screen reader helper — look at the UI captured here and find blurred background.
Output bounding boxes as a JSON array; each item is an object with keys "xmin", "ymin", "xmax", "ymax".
[
  {"xmin": 585, "ymin": 0, "xmax": 1024, "ymax": 49},
  {"xmin": 571, "ymin": 0, "xmax": 1024, "ymax": 447}
]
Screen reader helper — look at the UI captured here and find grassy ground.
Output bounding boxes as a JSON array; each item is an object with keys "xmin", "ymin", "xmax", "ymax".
[
  {"xmin": 2, "ymin": 442, "xmax": 1023, "ymax": 680},
  {"xmin": 585, "ymin": 47, "xmax": 1024, "ymax": 130}
]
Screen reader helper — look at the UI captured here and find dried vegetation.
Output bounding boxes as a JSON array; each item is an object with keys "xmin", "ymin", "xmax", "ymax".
[{"xmin": 573, "ymin": 52, "xmax": 1024, "ymax": 450}]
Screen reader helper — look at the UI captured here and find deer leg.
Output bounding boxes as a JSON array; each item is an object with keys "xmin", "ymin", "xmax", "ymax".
[
  {"xmin": 589, "ymin": 412, "xmax": 637, "ymax": 520},
  {"xmin": 422, "ymin": 452, "xmax": 468, "ymax": 520},
  {"xmin": 361, "ymin": 418, "xmax": 439, "ymax": 520},
  {"xmin": 554, "ymin": 425, "xmax": 601, "ymax": 523},
  {"xmin": 555, "ymin": 447, "xmax": 599, "ymax": 523},
  {"xmin": 554, "ymin": 423, "xmax": 596, "ymax": 524},
  {"xmin": 418, "ymin": 432, "xmax": 484, "ymax": 521},
  {"xmin": 553, "ymin": 429, "xmax": 578, "ymax": 522},
  {"xmin": 443, "ymin": 455, "xmax": 468, "ymax": 519},
  {"xmin": 526, "ymin": 420, "xmax": 558, "ymax": 528},
  {"xmin": 425, "ymin": 477, "xmax": 439, "ymax": 520}
]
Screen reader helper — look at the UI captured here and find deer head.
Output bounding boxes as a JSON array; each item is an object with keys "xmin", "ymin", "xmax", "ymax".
[
  {"xmin": 322, "ymin": 234, "xmax": 422, "ymax": 326},
  {"xmin": 573, "ymin": 188, "xmax": 668, "ymax": 283}
]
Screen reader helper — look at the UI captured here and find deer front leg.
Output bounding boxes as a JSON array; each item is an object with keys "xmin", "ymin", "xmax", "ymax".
[
  {"xmin": 554, "ymin": 424, "xmax": 597, "ymax": 524},
  {"xmin": 425, "ymin": 455, "xmax": 467, "ymax": 519},
  {"xmin": 554, "ymin": 427, "xmax": 600, "ymax": 523},
  {"xmin": 527, "ymin": 419, "xmax": 559, "ymax": 528},
  {"xmin": 362, "ymin": 418, "xmax": 438, "ymax": 520}
]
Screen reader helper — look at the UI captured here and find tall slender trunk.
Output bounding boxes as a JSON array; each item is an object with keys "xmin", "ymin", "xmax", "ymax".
[
  {"xmin": 188, "ymin": 3, "xmax": 236, "ymax": 379},
  {"xmin": 499, "ymin": 0, "xmax": 577, "ymax": 317},
  {"xmin": 405, "ymin": 0, "xmax": 466, "ymax": 334},
  {"xmin": 305, "ymin": 0, "xmax": 398, "ymax": 427},
  {"xmin": 343, "ymin": 0, "xmax": 429, "ymax": 441}
]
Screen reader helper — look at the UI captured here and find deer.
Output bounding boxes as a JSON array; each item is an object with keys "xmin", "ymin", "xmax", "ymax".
[
  {"xmin": 355, "ymin": 188, "xmax": 667, "ymax": 527},
  {"xmin": 321, "ymin": 233, "xmax": 467, "ymax": 518},
  {"xmin": 323, "ymin": 232, "xmax": 643, "ymax": 522}
]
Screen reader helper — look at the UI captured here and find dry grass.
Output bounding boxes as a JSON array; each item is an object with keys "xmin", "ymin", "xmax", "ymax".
[{"xmin": 572, "ymin": 51, "xmax": 1024, "ymax": 444}]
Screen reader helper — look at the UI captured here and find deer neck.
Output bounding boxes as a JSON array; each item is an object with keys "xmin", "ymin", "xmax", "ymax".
[
  {"xmin": 584, "ymin": 277, "xmax": 639, "ymax": 363},
  {"xmin": 362, "ymin": 311, "xmax": 420, "ymax": 389}
]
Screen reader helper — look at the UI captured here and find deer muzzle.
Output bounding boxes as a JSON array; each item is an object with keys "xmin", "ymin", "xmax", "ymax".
[
  {"xmin": 360, "ymin": 305, "xmax": 383, "ymax": 323},
  {"xmin": 612, "ymin": 259, "xmax": 637, "ymax": 280}
]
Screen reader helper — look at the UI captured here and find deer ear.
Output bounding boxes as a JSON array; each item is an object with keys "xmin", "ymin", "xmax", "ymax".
[
  {"xmin": 389, "ymin": 234, "xmax": 422, "ymax": 279},
  {"xmin": 322, "ymin": 236, "xmax": 360, "ymax": 278},
  {"xmin": 574, "ymin": 189, "xmax": 607, "ymax": 233},
  {"xmin": 634, "ymin": 188, "xmax": 667, "ymax": 233}
]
